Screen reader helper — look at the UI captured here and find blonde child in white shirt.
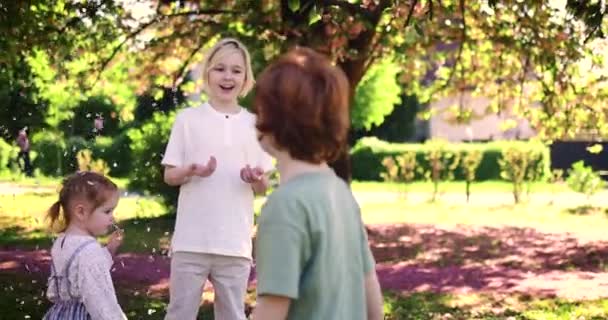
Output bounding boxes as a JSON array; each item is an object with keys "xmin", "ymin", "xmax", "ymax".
[
  {"xmin": 43, "ymin": 171, "xmax": 126, "ymax": 320},
  {"xmin": 162, "ymin": 38, "xmax": 273, "ymax": 320}
]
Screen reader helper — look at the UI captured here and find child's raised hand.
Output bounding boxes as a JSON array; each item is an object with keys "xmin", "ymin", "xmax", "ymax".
[
  {"xmin": 240, "ymin": 165, "xmax": 264, "ymax": 183},
  {"xmin": 190, "ymin": 156, "xmax": 217, "ymax": 177},
  {"xmin": 107, "ymin": 227, "xmax": 124, "ymax": 256}
]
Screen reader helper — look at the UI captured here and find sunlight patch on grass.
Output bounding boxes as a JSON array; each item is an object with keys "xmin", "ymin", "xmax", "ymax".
[{"xmin": 360, "ymin": 201, "xmax": 608, "ymax": 242}]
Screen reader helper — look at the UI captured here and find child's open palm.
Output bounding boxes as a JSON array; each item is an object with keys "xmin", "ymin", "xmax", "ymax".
[
  {"xmin": 190, "ymin": 156, "xmax": 217, "ymax": 177},
  {"xmin": 240, "ymin": 165, "xmax": 264, "ymax": 183}
]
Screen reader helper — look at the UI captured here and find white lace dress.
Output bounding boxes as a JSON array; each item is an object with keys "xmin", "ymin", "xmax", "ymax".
[{"xmin": 44, "ymin": 234, "xmax": 126, "ymax": 320}]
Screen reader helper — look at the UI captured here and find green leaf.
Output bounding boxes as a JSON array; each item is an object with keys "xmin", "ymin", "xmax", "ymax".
[
  {"xmin": 309, "ymin": 5, "xmax": 321, "ymax": 25},
  {"xmin": 288, "ymin": 0, "xmax": 300, "ymax": 12},
  {"xmin": 586, "ymin": 144, "xmax": 603, "ymax": 154},
  {"xmin": 414, "ymin": 22, "xmax": 424, "ymax": 37}
]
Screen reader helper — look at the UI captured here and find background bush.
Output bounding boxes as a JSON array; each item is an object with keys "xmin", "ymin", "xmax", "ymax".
[
  {"xmin": 32, "ymin": 133, "xmax": 90, "ymax": 176},
  {"xmin": 352, "ymin": 137, "xmax": 550, "ymax": 182},
  {"xmin": 127, "ymin": 111, "xmax": 178, "ymax": 211},
  {"xmin": 0, "ymin": 137, "xmax": 19, "ymax": 175},
  {"xmin": 89, "ymin": 133, "xmax": 133, "ymax": 177}
]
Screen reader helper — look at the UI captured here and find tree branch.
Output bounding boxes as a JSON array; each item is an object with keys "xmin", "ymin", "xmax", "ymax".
[
  {"xmin": 360, "ymin": 0, "xmax": 396, "ymax": 74},
  {"xmin": 404, "ymin": 0, "xmax": 419, "ymax": 28},
  {"xmin": 160, "ymin": 9, "xmax": 240, "ymax": 18},
  {"xmin": 92, "ymin": 17, "xmax": 160, "ymax": 86},
  {"xmin": 172, "ymin": 39, "xmax": 207, "ymax": 88},
  {"xmin": 435, "ymin": 0, "xmax": 466, "ymax": 93},
  {"xmin": 584, "ymin": 24, "xmax": 601, "ymax": 43}
]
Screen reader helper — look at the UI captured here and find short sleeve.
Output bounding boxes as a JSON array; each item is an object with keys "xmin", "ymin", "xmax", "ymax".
[
  {"xmin": 255, "ymin": 197, "xmax": 310, "ymax": 299},
  {"xmin": 162, "ymin": 112, "xmax": 186, "ymax": 167},
  {"xmin": 359, "ymin": 223, "xmax": 376, "ymax": 274}
]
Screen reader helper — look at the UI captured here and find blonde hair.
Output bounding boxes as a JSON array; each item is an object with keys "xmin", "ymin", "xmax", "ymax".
[{"xmin": 201, "ymin": 38, "xmax": 255, "ymax": 97}]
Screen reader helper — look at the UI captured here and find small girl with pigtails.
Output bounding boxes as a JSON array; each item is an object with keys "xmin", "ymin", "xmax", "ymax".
[{"xmin": 43, "ymin": 171, "xmax": 127, "ymax": 320}]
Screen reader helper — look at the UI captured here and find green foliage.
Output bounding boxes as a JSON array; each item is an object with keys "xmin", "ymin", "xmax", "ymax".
[
  {"xmin": 76, "ymin": 149, "xmax": 110, "ymax": 175},
  {"xmin": 352, "ymin": 59, "xmax": 402, "ymax": 130},
  {"xmin": 566, "ymin": 161, "xmax": 606, "ymax": 200},
  {"xmin": 587, "ymin": 143, "xmax": 604, "ymax": 154},
  {"xmin": 31, "ymin": 131, "xmax": 66, "ymax": 176},
  {"xmin": 423, "ymin": 140, "xmax": 460, "ymax": 202},
  {"xmin": 461, "ymin": 150, "xmax": 483, "ymax": 202},
  {"xmin": 0, "ymin": 138, "xmax": 19, "ymax": 175},
  {"xmin": 127, "ymin": 111, "xmax": 178, "ymax": 211},
  {"xmin": 26, "ymin": 50, "xmax": 81, "ymax": 129},
  {"xmin": 498, "ymin": 145, "xmax": 546, "ymax": 204},
  {"xmin": 383, "ymin": 292, "xmax": 466, "ymax": 320},
  {"xmin": 62, "ymin": 96, "xmax": 121, "ymax": 138},
  {"xmin": 91, "ymin": 134, "xmax": 133, "ymax": 178},
  {"xmin": 380, "ymin": 156, "xmax": 399, "ymax": 183},
  {"xmin": 396, "ymin": 152, "xmax": 417, "ymax": 183},
  {"xmin": 352, "ymin": 137, "xmax": 551, "ymax": 183},
  {"xmin": 31, "ymin": 133, "xmax": 99, "ymax": 176}
]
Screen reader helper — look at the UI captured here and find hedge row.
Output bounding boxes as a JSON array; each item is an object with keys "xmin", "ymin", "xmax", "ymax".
[{"xmin": 350, "ymin": 137, "xmax": 551, "ymax": 181}]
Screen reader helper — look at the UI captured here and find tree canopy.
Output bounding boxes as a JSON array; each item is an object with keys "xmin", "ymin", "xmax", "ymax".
[{"xmin": 1, "ymin": 0, "xmax": 607, "ymax": 180}]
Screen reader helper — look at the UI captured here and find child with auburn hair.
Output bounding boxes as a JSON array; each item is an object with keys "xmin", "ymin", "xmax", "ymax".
[
  {"xmin": 252, "ymin": 47, "xmax": 384, "ymax": 320},
  {"xmin": 43, "ymin": 171, "xmax": 126, "ymax": 320}
]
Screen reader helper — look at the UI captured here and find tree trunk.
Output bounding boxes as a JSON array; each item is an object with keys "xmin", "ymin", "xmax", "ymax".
[
  {"xmin": 330, "ymin": 59, "xmax": 368, "ymax": 183},
  {"xmin": 278, "ymin": 0, "xmax": 387, "ymax": 184}
]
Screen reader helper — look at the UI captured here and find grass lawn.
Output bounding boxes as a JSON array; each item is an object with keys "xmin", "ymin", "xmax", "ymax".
[
  {"xmin": 0, "ymin": 192, "xmax": 167, "ymax": 252},
  {"xmin": 2, "ymin": 182, "xmax": 608, "ymax": 319},
  {"xmin": 2, "ymin": 270, "xmax": 608, "ymax": 319},
  {"xmin": 359, "ymin": 201, "xmax": 608, "ymax": 242},
  {"xmin": 0, "ymin": 173, "xmax": 130, "ymax": 190}
]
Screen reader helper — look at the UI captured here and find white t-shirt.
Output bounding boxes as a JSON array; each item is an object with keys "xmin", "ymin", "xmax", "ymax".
[{"xmin": 162, "ymin": 103, "xmax": 274, "ymax": 259}]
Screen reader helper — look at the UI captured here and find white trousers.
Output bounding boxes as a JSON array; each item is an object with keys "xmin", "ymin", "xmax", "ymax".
[{"xmin": 164, "ymin": 252, "xmax": 251, "ymax": 320}]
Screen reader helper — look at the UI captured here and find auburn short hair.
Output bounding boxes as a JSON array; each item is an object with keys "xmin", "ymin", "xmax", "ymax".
[{"xmin": 254, "ymin": 47, "xmax": 350, "ymax": 163}]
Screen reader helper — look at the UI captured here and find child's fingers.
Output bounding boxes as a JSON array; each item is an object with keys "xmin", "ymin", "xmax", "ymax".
[
  {"xmin": 253, "ymin": 167, "xmax": 264, "ymax": 178},
  {"xmin": 208, "ymin": 156, "xmax": 217, "ymax": 168},
  {"xmin": 241, "ymin": 167, "xmax": 255, "ymax": 183}
]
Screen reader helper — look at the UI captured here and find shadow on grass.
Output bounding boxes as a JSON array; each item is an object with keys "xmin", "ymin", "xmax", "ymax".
[
  {"xmin": 383, "ymin": 290, "xmax": 608, "ymax": 320},
  {"xmin": 116, "ymin": 214, "xmax": 175, "ymax": 254},
  {"xmin": 1, "ymin": 269, "xmax": 608, "ymax": 320},
  {"xmin": 0, "ymin": 214, "xmax": 176, "ymax": 255},
  {"xmin": 0, "ymin": 271, "xmax": 215, "ymax": 319},
  {"xmin": 565, "ymin": 205, "xmax": 608, "ymax": 215},
  {"xmin": 367, "ymin": 224, "xmax": 608, "ymax": 272},
  {"xmin": 0, "ymin": 216, "xmax": 53, "ymax": 250}
]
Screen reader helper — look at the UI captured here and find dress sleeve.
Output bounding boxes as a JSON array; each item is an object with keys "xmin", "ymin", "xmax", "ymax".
[{"xmin": 78, "ymin": 249, "xmax": 126, "ymax": 320}]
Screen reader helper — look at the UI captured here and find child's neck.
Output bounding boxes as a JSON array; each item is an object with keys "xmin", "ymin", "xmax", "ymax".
[
  {"xmin": 208, "ymin": 98, "xmax": 240, "ymax": 114},
  {"xmin": 65, "ymin": 224, "xmax": 93, "ymax": 237},
  {"xmin": 276, "ymin": 156, "xmax": 330, "ymax": 184}
]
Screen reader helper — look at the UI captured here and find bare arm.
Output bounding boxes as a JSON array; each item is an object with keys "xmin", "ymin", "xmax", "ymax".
[
  {"xmin": 164, "ymin": 157, "xmax": 217, "ymax": 186},
  {"xmin": 252, "ymin": 295, "xmax": 290, "ymax": 320},
  {"xmin": 163, "ymin": 165, "xmax": 193, "ymax": 186},
  {"xmin": 365, "ymin": 271, "xmax": 384, "ymax": 320}
]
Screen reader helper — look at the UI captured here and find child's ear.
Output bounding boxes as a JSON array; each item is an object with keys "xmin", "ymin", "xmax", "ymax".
[{"xmin": 73, "ymin": 204, "xmax": 88, "ymax": 221}]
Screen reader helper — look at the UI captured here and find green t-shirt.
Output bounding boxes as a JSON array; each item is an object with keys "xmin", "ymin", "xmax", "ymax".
[{"xmin": 255, "ymin": 170, "xmax": 376, "ymax": 320}]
